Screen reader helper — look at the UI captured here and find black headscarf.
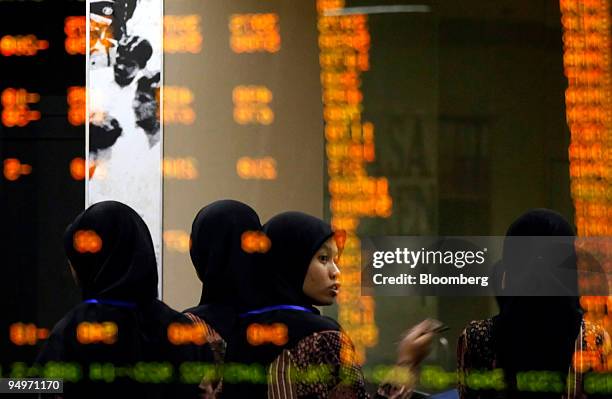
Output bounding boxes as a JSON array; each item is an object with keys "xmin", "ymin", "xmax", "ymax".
[
  {"xmin": 37, "ymin": 201, "xmax": 205, "ymax": 398},
  {"xmin": 63, "ymin": 200, "xmax": 158, "ymax": 303},
  {"xmin": 222, "ymin": 212, "xmax": 340, "ymax": 398},
  {"xmin": 261, "ymin": 211, "xmax": 335, "ymax": 307},
  {"xmin": 184, "ymin": 200, "xmax": 263, "ymax": 338},
  {"xmin": 494, "ymin": 209, "xmax": 582, "ymax": 388}
]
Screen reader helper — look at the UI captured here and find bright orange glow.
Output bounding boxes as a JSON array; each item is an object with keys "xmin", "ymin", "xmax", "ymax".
[
  {"xmin": 64, "ymin": 16, "xmax": 86, "ymax": 55},
  {"xmin": 1, "ymin": 107, "xmax": 41, "ymax": 127},
  {"xmin": 561, "ymin": 2, "xmax": 612, "ymax": 235},
  {"xmin": 236, "ymin": 156, "xmax": 277, "ymax": 180},
  {"xmin": 70, "ymin": 157, "xmax": 95, "ymax": 180},
  {"xmin": 1, "ymin": 88, "xmax": 39, "ymax": 107},
  {"xmin": 67, "ymin": 86, "xmax": 86, "ymax": 126},
  {"xmin": 164, "ymin": 15, "xmax": 203, "ymax": 54},
  {"xmin": 167, "ymin": 322, "xmax": 207, "ymax": 345},
  {"xmin": 9, "ymin": 323, "xmax": 48, "ymax": 346},
  {"xmin": 326, "ymin": 142, "xmax": 377, "ymax": 162},
  {"xmin": 229, "ymin": 13, "xmax": 280, "ymax": 53},
  {"xmin": 73, "ymin": 230, "xmax": 103, "ymax": 254},
  {"xmin": 233, "ymin": 85, "xmax": 274, "ymax": 125},
  {"xmin": 561, "ymin": 0, "xmax": 612, "ymax": 364},
  {"xmin": 328, "ymin": 177, "xmax": 388, "ymax": 198},
  {"xmin": 232, "ymin": 86, "xmax": 273, "ymax": 103},
  {"xmin": 0, "ymin": 35, "xmax": 49, "ymax": 56},
  {"xmin": 163, "ymin": 230, "xmax": 190, "ymax": 253},
  {"xmin": 3, "ymin": 158, "xmax": 31, "ymax": 181},
  {"xmin": 331, "ymin": 216, "xmax": 360, "ymax": 232},
  {"xmin": 246, "ymin": 323, "xmax": 288, "ymax": 346},
  {"xmin": 163, "ymin": 86, "xmax": 196, "ymax": 125},
  {"xmin": 4, "ymin": 159, "xmax": 21, "ymax": 181},
  {"xmin": 1, "ymin": 88, "xmax": 41, "ymax": 127},
  {"xmin": 317, "ymin": 0, "xmax": 389, "ymax": 363},
  {"xmin": 76, "ymin": 322, "xmax": 118, "ymax": 344},
  {"xmin": 162, "ymin": 157, "xmax": 198, "ymax": 180},
  {"xmin": 241, "ymin": 231, "xmax": 271, "ymax": 254}
]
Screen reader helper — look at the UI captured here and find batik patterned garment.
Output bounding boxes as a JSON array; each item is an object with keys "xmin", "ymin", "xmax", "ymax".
[
  {"xmin": 457, "ymin": 318, "xmax": 610, "ymax": 399},
  {"xmin": 268, "ymin": 330, "xmax": 414, "ymax": 399}
]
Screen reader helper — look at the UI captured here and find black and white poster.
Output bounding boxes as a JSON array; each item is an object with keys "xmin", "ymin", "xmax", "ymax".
[{"xmin": 87, "ymin": 0, "xmax": 163, "ymax": 291}]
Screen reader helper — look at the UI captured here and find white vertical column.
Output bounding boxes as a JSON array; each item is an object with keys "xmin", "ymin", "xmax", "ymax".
[{"xmin": 86, "ymin": 0, "xmax": 164, "ymax": 297}]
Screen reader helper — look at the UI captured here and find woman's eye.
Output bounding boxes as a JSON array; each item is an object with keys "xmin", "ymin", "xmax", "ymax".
[{"xmin": 319, "ymin": 255, "xmax": 329, "ymax": 263}]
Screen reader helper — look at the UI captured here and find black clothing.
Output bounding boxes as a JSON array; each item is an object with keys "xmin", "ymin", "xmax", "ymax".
[
  {"xmin": 37, "ymin": 201, "xmax": 206, "ymax": 398},
  {"xmin": 185, "ymin": 199, "xmax": 263, "ymax": 340}
]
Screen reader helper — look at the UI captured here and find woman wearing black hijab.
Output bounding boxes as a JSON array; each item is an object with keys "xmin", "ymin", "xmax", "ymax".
[
  {"xmin": 457, "ymin": 208, "xmax": 609, "ymax": 399},
  {"xmin": 182, "ymin": 200, "xmax": 264, "ymax": 396},
  {"xmin": 184, "ymin": 199, "xmax": 264, "ymax": 338},
  {"xmin": 223, "ymin": 211, "xmax": 434, "ymax": 398},
  {"xmin": 36, "ymin": 201, "xmax": 205, "ymax": 398}
]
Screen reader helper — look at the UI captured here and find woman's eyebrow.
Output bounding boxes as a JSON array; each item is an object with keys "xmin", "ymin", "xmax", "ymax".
[{"xmin": 321, "ymin": 243, "xmax": 340, "ymax": 256}]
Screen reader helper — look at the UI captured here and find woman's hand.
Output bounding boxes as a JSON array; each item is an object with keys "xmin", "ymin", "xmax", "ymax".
[{"xmin": 396, "ymin": 319, "xmax": 435, "ymax": 368}]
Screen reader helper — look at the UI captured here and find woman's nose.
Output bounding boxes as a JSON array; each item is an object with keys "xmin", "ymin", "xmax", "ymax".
[{"xmin": 330, "ymin": 262, "xmax": 340, "ymax": 279}]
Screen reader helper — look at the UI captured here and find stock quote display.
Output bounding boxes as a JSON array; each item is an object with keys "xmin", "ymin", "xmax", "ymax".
[{"xmin": 0, "ymin": 0, "xmax": 86, "ymax": 380}]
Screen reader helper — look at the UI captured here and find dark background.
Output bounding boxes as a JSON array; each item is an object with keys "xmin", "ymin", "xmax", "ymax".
[{"xmin": 0, "ymin": 0, "xmax": 84, "ymax": 373}]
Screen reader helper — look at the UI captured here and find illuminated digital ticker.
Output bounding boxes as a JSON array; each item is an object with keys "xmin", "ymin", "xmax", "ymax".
[
  {"xmin": 76, "ymin": 322, "xmax": 118, "ymax": 345},
  {"xmin": 9, "ymin": 323, "xmax": 49, "ymax": 346},
  {"xmin": 1, "ymin": 16, "xmax": 85, "ymax": 131},
  {"xmin": 164, "ymin": 86, "xmax": 196, "ymax": 125},
  {"xmin": 72, "ymin": 230, "xmax": 103, "ymax": 254},
  {"xmin": 561, "ymin": 0, "xmax": 612, "ymax": 363},
  {"xmin": 225, "ymin": 13, "xmax": 282, "ymax": 182},
  {"xmin": 54, "ymin": 156, "xmax": 201, "ymax": 183},
  {"xmin": 162, "ymin": 157, "xmax": 199, "ymax": 180},
  {"xmin": 3, "ymin": 157, "xmax": 95, "ymax": 182},
  {"xmin": 232, "ymin": 85, "xmax": 274, "ymax": 125},
  {"xmin": 164, "ymin": 15, "xmax": 203, "ymax": 54},
  {"xmin": 236, "ymin": 156, "xmax": 277, "ymax": 180},
  {"xmin": 317, "ymin": 0, "xmax": 391, "ymax": 363},
  {"xmin": 562, "ymin": 0, "xmax": 612, "ymax": 235},
  {"xmin": 246, "ymin": 323, "xmax": 288, "ymax": 346},
  {"xmin": 15, "ymin": 306, "xmax": 600, "ymax": 392},
  {"xmin": 64, "ymin": 16, "xmax": 85, "ymax": 55},
  {"xmin": 0, "ymin": 34, "xmax": 48, "ymax": 56},
  {"xmin": 0, "ymin": 3, "xmax": 85, "ymax": 382},
  {"xmin": 163, "ymin": 229, "xmax": 271, "ymax": 255},
  {"xmin": 67, "ymin": 86, "xmax": 85, "ymax": 126},
  {"xmin": 165, "ymin": 4, "xmax": 382, "ymax": 363},
  {"xmin": 240, "ymin": 230, "xmax": 271, "ymax": 254},
  {"xmin": 167, "ymin": 323, "xmax": 208, "ymax": 345},
  {"xmin": 159, "ymin": 11, "xmax": 201, "ymax": 272},
  {"xmin": 1, "ymin": 88, "xmax": 41, "ymax": 127},
  {"xmin": 229, "ymin": 13, "xmax": 280, "ymax": 54},
  {"xmin": 3, "ymin": 360, "xmax": 418, "ymax": 387},
  {"xmin": 3, "ymin": 158, "xmax": 32, "ymax": 181}
]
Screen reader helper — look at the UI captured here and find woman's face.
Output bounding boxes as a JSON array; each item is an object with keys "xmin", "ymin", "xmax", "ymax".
[{"xmin": 303, "ymin": 237, "xmax": 340, "ymax": 306}]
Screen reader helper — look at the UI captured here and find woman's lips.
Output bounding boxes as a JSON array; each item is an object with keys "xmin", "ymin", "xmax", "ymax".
[{"xmin": 330, "ymin": 283, "xmax": 341, "ymax": 295}]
